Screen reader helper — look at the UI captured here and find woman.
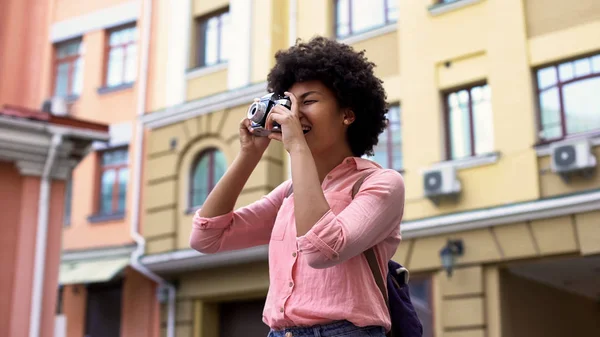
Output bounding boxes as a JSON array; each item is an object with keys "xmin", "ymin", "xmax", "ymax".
[{"xmin": 190, "ymin": 36, "xmax": 405, "ymax": 337}]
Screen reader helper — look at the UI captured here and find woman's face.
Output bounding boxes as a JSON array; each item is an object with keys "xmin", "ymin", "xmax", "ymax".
[{"xmin": 287, "ymin": 80, "xmax": 354, "ymax": 156}]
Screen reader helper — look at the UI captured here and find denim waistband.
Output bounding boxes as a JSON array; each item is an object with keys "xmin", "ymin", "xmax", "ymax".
[{"xmin": 269, "ymin": 320, "xmax": 384, "ymax": 337}]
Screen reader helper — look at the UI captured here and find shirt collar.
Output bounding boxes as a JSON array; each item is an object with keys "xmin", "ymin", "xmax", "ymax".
[{"xmin": 344, "ymin": 156, "xmax": 382, "ymax": 171}]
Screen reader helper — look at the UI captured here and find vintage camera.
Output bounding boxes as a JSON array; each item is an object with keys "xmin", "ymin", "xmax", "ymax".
[{"xmin": 246, "ymin": 93, "xmax": 292, "ymax": 136}]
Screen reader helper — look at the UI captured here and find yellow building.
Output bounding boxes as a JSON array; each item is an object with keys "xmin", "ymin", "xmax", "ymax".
[{"xmin": 139, "ymin": 0, "xmax": 600, "ymax": 336}]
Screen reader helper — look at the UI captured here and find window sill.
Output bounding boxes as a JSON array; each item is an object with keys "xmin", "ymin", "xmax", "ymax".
[
  {"xmin": 428, "ymin": 152, "xmax": 500, "ymax": 171},
  {"xmin": 338, "ymin": 23, "xmax": 397, "ymax": 45},
  {"xmin": 535, "ymin": 132, "xmax": 600, "ymax": 157},
  {"xmin": 186, "ymin": 62, "xmax": 228, "ymax": 80},
  {"xmin": 97, "ymin": 82, "xmax": 134, "ymax": 95},
  {"xmin": 428, "ymin": 0, "xmax": 484, "ymax": 16},
  {"xmin": 88, "ymin": 211, "xmax": 126, "ymax": 224}
]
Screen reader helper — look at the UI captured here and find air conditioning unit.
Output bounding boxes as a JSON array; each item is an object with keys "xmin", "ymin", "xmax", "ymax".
[
  {"xmin": 550, "ymin": 138, "xmax": 597, "ymax": 182},
  {"xmin": 41, "ymin": 97, "xmax": 69, "ymax": 116},
  {"xmin": 422, "ymin": 165, "xmax": 461, "ymax": 205}
]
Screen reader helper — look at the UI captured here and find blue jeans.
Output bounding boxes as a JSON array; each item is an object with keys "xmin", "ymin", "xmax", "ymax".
[{"xmin": 267, "ymin": 320, "xmax": 386, "ymax": 337}]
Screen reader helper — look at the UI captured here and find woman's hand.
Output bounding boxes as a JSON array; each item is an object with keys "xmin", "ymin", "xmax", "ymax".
[
  {"xmin": 266, "ymin": 91, "xmax": 308, "ymax": 153},
  {"xmin": 239, "ymin": 107, "xmax": 271, "ymax": 157}
]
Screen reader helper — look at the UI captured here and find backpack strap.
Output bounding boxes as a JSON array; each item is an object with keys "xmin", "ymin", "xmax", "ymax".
[{"xmin": 365, "ymin": 247, "xmax": 393, "ymax": 337}]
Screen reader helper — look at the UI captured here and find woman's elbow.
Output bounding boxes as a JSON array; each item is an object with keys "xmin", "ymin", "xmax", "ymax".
[{"xmin": 189, "ymin": 234, "xmax": 220, "ymax": 254}]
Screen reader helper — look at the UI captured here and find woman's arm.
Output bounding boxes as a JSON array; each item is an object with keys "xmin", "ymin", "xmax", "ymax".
[
  {"xmin": 190, "ymin": 117, "xmax": 285, "ymax": 254},
  {"xmin": 296, "ymin": 169, "xmax": 405, "ymax": 269}
]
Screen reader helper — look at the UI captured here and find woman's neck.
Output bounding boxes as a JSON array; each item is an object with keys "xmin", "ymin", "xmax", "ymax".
[{"xmin": 312, "ymin": 147, "xmax": 355, "ymax": 184}]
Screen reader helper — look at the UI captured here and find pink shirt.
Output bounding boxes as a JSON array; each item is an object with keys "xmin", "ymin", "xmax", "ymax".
[{"xmin": 190, "ymin": 157, "xmax": 404, "ymax": 332}]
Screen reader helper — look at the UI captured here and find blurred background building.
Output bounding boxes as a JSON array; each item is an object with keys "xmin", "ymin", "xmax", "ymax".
[{"xmin": 1, "ymin": 0, "xmax": 599, "ymax": 337}]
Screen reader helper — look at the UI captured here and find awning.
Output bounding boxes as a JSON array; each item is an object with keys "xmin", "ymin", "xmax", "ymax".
[{"xmin": 59, "ymin": 257, "xmax": 130, "ymax": 285}]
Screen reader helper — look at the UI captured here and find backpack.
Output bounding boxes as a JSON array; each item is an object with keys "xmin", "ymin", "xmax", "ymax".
[{"xmin": 285, "ymin": 171, "xmax": 423, "ymax": 337}]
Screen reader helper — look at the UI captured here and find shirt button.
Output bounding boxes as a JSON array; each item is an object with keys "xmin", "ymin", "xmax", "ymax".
[
  {"xmin": 279, "ymin": 307, "xmax": 284, "ymax": 313},
  {"xmin": 346, "ymin": 159, "xmax": 352, "ymax": 164},
  {"xmin": 289, "ymin": 282, "xmax": 293, "ymax": 287},
  {"xmin": 292, "ymin": 252, "xmax": 297, "ymax": 257}
]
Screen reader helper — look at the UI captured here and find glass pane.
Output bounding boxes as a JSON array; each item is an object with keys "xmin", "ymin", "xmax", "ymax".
[
  {"xmin": 448, "ymin": 92, "xmax": 471, "ymax": 159},
  {"xmin": 107, "ymin": 47, "xmax": 124, "ymax": 86},
  {"xmin": 336, "ymin": 0, "xmax": 350, "ymax": 37},
  {"xmin": 54, "ymin": 62, "xmax": 69, "ymax": 97},
  {"xmin": 539, "ymin": 88, "xmax": 562, "ymax": 139},
  {"xmin": 592, "ymin": 55, "xmax": 600, "ymax": 73},
  {"xmin": 371, "ymin": 130, "xmax": 389, "ymax": 168},
  {"xmin": 125, "ymin": 44, "xmax": 137, "ymax": 83},
  {"xmin": 109, "ymin": 29, "xmax": 123, "ymax": 46},
  {"xmin": 212, "ymin": 150, "xmax": 227, "ymax": 187},
  {"xmin": 100, "ymin": 170, "xmax": 116, "ymax": 214},
  {"xmin": 73, "ymin": 58, "xmax": 83, "ymax": 95},
  {"xmin": 192, "ymin": 154, "xmax": 211, "ymax": 207},
  {"xmin": 219, "ymin": 13, "xmax": 231, "ymax": 62},
  {"xmin": 386, "ymin": 0, "xmax": 398, "ymax": 22},
  {"xmin": 66, "ymin": 41, "xmax": 80, "ymax": 56},
  {"xmin": 103, "ymin": 149, "xmax": 128, "ymax": 166},
  {"xmin": 352, "ymin": 0, "xmax": 385, "ymax": 34},
  {"xmin": 563, "ymin": 78, "xmax": 600, "ymax": 135},
  {"xmin": 124, "ymin": 26, "xmax": 137, "ymax": 43},
  {"xmin": 472, "ymin": 85, "xmax": 494, "ymax": 155},
  {"xmin": 559, "ymin": 62, "xmax": 574, "ymax": 82},
  {"xmin": 117, "ymin": 168, "xmax": 128, "ymax": 212},
  {"xmin": 574, "ymin": 58, "xmax": 592, "ymax": 78},
  {"xmin": 204, "ymin": 17, "xmax": 219, "ymax": 66},
  {"xmin": 409, "ymin": 278, "xmax": 434, "ymax": 337}
]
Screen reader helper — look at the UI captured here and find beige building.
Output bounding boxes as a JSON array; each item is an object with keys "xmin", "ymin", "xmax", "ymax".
[{"xmin": 139, "ymin": 0, "xmax": 600, "ymax": 336}]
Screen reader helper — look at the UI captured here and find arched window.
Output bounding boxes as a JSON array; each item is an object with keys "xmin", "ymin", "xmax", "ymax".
[{"xmin": 190, "ymin": 148, "xmax": 227, "ymax": 208}]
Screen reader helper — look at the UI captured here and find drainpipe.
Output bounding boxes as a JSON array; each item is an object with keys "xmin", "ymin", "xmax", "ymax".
[
  {"xmin": 129, "ymin": 1, "xmax": 176, "ymax": 337},
  {"xmin": 29, "ymin": 133, "xmax": 63, "ymax": 337}
]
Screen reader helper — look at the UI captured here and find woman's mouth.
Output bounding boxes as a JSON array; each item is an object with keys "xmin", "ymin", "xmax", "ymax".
[{"xmin": 302, "ymin": 125, "xmax": 312, "ymax": 134}]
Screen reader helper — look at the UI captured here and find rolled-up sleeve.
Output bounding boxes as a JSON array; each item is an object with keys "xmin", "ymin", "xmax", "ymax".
[
  {"xmin": 297, "ymin": 169, "xmax": 405, "ymax": 269},
  {"xmin": 190, "ymin": 180, "xmax": 291, "ymax": 254}
]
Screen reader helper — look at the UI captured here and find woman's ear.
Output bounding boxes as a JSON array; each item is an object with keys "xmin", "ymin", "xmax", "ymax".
[{"xmin": 343, "ymin": 109, "xmax": 356, "ymax": 125}]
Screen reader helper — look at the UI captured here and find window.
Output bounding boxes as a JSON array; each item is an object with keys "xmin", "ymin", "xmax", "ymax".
[
  {"xmin": 335, "ymin": 0, "xmax": 398, "ymax": 39},
  {"xmin": 105, "ymin": 24, "xmax": 137, "ymax": 87},
  {"xmin": 99, "ymin": 148, "xmax": 128, "ymax": 215},
  {"xmin": 444, "ymin": 83, "xmax": 494, "ymax": 160},
  {"xmin": 370, "ymin": 104, "xmax": 402, "ymax": 170},
  {"xmin": 190, "ymin": 149, "xmax": 227, "ymax": 208},
  {"xmin": 536, "ymin": 53, "xmax": 600, "ymax": 141},
  {"xmin": 54, "ymin": 39, "xmax": 83, "ymax": 97},
  {"xmin": 195, "ymin": 10, "xmax": 230, "ymax": 68},
  {"xmin": 409, "ymin": 276, "xmax": 434, "ymax": 337}
]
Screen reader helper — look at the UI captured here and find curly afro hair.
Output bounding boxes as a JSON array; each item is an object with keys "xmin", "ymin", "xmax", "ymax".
[{"xmin": 266, "ymin": 36, "xmax": 388, "ymax": 157}]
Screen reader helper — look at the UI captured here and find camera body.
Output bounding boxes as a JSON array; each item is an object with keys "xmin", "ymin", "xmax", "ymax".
[{"xmin": 247, "ymin": 93, "xmax": 292, "ymax": 137}]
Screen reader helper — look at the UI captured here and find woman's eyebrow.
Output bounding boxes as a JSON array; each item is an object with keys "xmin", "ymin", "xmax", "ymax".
[{"xmin": 299, "ymin": 91, "xmax": 320, "ymax": 99}]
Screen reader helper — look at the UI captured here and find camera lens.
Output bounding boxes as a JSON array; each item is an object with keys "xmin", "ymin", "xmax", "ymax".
[{"xmin": 247, "ymin": 102, "xmax": 266, "ymax": 122}]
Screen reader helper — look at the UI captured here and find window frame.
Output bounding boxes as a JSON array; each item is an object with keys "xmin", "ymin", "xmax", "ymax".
[
  {"xmin": 534, "ymin": 51, "xmax": 600, "ymax": 144},
  {"xmin": 189, "ymin": 148, "xmax": 224, "ymax": 210},
  {"xmin": 103, "ymin": 23, "xmax": 137, "ymax": 88},
  {"xmin": 334, "ymin": 0, "xmax": 398, "ymax": 39},
  {"xmin": 194, "ymin": 8, "xmax": 229, "ymax": 69},
  {"xmin": 443, "ymin": 81, "xmax": 491, "ymax": 160},
  {"xmin": 53, "ymin": 37, "xmax": 83, "ymax": 98},
  {"xmin": 97, "ymin": 146, "xmax": 129, "ymax": 216}
]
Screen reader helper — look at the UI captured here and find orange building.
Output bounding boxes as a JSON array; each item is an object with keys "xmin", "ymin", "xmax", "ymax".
[{"xmin": 1, "ymin": 0, "xmax": 163, "ymax": 336}]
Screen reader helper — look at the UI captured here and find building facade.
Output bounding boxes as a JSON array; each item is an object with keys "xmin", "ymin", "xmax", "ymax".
[
  {"xmin": 138, "ymin": 0, "xmax": 600, "ymax": 336},
  {"xmin": 1, "ymin": 0, "xmax": 159, "ymax": 336}
]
